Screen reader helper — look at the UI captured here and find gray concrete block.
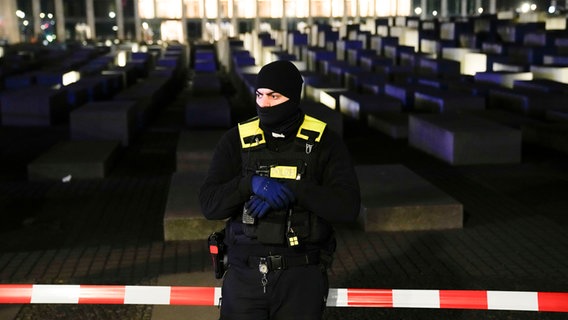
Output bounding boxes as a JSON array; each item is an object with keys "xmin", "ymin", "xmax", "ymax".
[
  {"xmin": 369, "ymin": 35, "xmax": 398, "ymax": 56},
  {"xmin": 384, "ymin": 44, "xmax": 415, "ymax": 65},
  {"xmin": 417, "ymin": 57, "xmax": 461, "ymax": 78},
  {"xmin": 327, "ymin": 61, "xmax": 359, "ymax": 86},
  {"xmin": 384, "ymin": 83, "xmax": 423, "ymax": 111},
  {"xmin": 163, "ymin": 172, "xmax": 226, "ymax": 241},
  {"xmin": 409, "ymin": 114, "xmax": 522, "ymax": 165},
  {"xmin": 356, "ymin": 164, "xmax": 463, "ymax": 231},
  {"xmin": 185, "ymin": 96, "xmax": 232, "ymax": 128},
  {"xmin": 318, "ymin": 89, "xmax": 348, "ymax": 111},
  {"xmin": 66, "ymin": 77, "xmax": 105, "ymax": 103},
  {"xmin": 546, "ymin": 108, "xmax": 568, "ymax": 123},
  {"xmin": 487, "ymin": 87, "xmax": 566, "ymax": 118},
  {"xmin": 359, "ymin": 55, "xmax": 393, "ymax": 73},
  {"xmin": 474, "ymin": 71, "xmax": 533, "ymax": 88},
  {"xmin": 191, "ymin": 73, "xmax": 222, "ymax": 96},
  {"xmin": 27, "ymin": 140, "xmax": 120, "ymax": 180},
  {"xmin": 306, "ymin": 48, "xmax": 335, "ymax": 72},
  {"xmin": 367, "ymin": 112, "xmax": 408, "ymax": 139},
  {"xmin": 522, "ymin": 122, "xmax": 568, "ymax": 155},
  {"xmin": 414, "ymin": 87, "xmax": 485, "ymax": 113},
  {"xmin": 304, "ymin": 82, "xmax": 347, "ymax": 107},
  {"xmin": 513, "ymin": 79, "xmax": 568, "ymax": 95},
  {"xmin": 1, "ymin": 86, "xmax": 69, "ymax": 126},
  {"xmin": 345, "ymin": 71, "xmax": 386, "ymax": 93},
  {"xmin": 70, "ymin": 101, "xmax": 137, "ymax": 146},
  {"xmin": 339, "ymin": 92, "xmax": 401, "ymax": 120},
  {"xmin": 176, "ymin": 130, "xmax": 225, "ymax": 172},
  {"xmin": 113, "ymin": 77, "xmax": 170, "ymax": 129},
  {"xmin": 464, "ymin": 109, "xmax": 544, "ymax": 131}
]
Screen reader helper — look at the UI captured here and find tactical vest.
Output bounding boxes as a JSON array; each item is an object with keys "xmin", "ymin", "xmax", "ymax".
[{"xmin": 231, "ymin": 114, "xmax": 333, "ymax": 247}]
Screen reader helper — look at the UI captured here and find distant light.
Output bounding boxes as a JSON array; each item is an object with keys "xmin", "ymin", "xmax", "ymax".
[
  {"xmin": 478, "ymin": 7, "xmax": 484, "ymax": 14},
  {"xmin": 62, "ymin": 71, "xmax": 80, "ymax": 86},
  {"xmin": 47, "ymin": 13, "xmax": 53, "ymax": 19},
  {"xmin": 320, "ymin": 92, "xmax": 336, "ymax": 110},
  {"xmin": 117, "ymin": 51, "xmax": 127, "ymax": 67},
  {"xmin": 23, "ymin": 20, "xmax": 29, "ymax": 26},
  {"xmin": 520, "ymin": 3, "xmax": 530, "ymax": 13},
  {"xmin": 432, "ymin": 10, "xmax": 438, "ymax": 16},
  {"xmin": 463, "ymin": 52, "xmax": 487, "ymax": 75},
  {"xmin": 549, "ymin": 5, "xmax": 556, "ymax": 13},
  {"xmin": 112, "ymin": 26, "xmax": 118, "ymax": 31},
  {"xmin": 142, "ymin": 22, "xmax": 149, "ymax": 30},
  {"xmin": 39, "ymin": 12, "xmax": 45, "ymax": 19},
  {"xmin": 109, "ymin": 11, "xmax": 116, "ymax": 19},
  {"xmin": 16, "ymin": 10, "xmax": 25, "ymax": 19},
  {"xmin": 414, "ymin": 7, "xmax": 422, "ymax": 15},
  {"xmin": 530, "ymin": 4, "xmax": 537, "ymax": 11}
]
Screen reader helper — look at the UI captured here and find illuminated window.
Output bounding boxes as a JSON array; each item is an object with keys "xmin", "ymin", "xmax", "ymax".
[
  {"xmin": 311, "ymin": 0, "xmax": 331, "ymax": 17},
  {"xmin": 331, "ymin": 0, "xmax": 344, "ymax": 17},
  {"xmin": 358, "ymin": 0, "xmax": 369, "ymax": 16},
  {"xmin": 346, "ymin": 0, "xmax": 356, "ymax": 16},
  {"xmin": 220, "ymin": 0, "xmax": 231, "ymax": 18},
  {"xmin": 205, "ymin": 0, "xmax": 218, "ymax": 18},
  {"xmin": 185, "ymin": 0, "xmax": 202, "ymax": 18},
  {"xmin": 257, "ymin": 0, "xmax": 283, "ymax": 17},
  {"xmin": 161, "ymin": 20, "xmax": 184, "ymax": 41},
  {"xmin": 156, "ymin": 0, "xmax": 182, "ymax": 18},
  {"xmin": 397, "ymin": 0, "xmax": 411, "ymax": 16},
  {"xmin": 136, "ymin": 0, "xmax": 411, "ymax": 20},
  {"xmin": 138, "ymin": 0, "xmax": 155, "ymax": 18},
  {"xmin": 376, "ymin": 0, "xmax": 411, "ymax": 16},
  {"xmin": 236, "ymin": 0, "xmax": 257, "ymax": 18}
]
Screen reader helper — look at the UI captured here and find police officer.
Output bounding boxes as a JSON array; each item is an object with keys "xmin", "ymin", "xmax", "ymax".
[{"xmin": 199, "ymin": 60, "xmax": 360, "ymax": 320}]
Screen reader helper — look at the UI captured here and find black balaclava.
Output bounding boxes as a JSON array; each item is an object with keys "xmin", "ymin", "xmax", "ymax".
[{"xmin": 255, "ymin": 60, "xmax": 304, "ymax": 136}]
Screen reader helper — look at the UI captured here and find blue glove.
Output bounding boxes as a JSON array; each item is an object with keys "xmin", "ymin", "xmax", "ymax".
[
  {"xmin": 251, "ymin": 175, "xmax": 295, "ymax": 209},
  {"xmin": 245, "ymin": 196, "xmax": 271, "ymax": 219}
]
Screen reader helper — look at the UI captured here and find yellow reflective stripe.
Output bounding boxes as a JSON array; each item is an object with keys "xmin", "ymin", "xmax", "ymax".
[
  {"xmin": 296, "ymin": 115, "xmax": 326, "ymax": 142},
  {"xmin": 238, "ymin": 118, "xmax": 265, "ymax": 149},
  {"xmin": 269, "ymin": 166, "xmax": 298, "ymax": 179}
]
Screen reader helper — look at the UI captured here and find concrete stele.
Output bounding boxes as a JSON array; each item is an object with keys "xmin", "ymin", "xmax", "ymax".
[{"xmin": 356, "ymin": 164, "xmax": 463, "ymax": 231}]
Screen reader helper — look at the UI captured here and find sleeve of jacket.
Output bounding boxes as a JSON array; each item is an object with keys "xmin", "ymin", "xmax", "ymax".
[
  {"xmin": 198, "ymin": 128, "xmax": 253, "ymax": 220},
  {"xmin": 286, "ymin": 128, "xmax": 361, "ymax": 223}
]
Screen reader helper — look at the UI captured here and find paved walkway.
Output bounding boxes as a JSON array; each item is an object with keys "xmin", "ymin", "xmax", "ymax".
[{"xmin": 1, "ymin": 77, "xmax": 568, "ymax": 320}]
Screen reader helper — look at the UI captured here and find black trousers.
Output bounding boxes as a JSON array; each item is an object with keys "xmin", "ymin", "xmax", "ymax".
[{"xmin": 219, "ymin": 262, "xmax": 329, "ymax": 320}]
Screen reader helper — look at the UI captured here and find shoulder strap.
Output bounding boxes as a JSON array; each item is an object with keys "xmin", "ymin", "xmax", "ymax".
[
  {"xmin": 296, "ymin": 115, "xmax": 327, "ymax": 143},
  {"xmin": 238, "ymin": 117, "xmax": 265, "ymax": 149}
]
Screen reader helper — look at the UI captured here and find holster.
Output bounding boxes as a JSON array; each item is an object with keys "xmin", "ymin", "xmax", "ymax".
[{"xmin": 208, "ymin": 230, "xmax": 227, "ymax": 279}]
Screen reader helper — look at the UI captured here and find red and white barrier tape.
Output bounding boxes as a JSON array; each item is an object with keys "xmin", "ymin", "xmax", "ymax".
[{"xmin": 0, "ymin": 285, "xmax": 567, "ymax": 312}]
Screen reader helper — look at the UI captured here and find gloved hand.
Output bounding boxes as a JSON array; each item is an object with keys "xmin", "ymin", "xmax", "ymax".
[
  {"xmin": 245, "ymin": 196, "xmax": 271, "ymax": 219},
  {"xmin": 251, "ymin": 175, "xmax": 295, "ymax": 209}
]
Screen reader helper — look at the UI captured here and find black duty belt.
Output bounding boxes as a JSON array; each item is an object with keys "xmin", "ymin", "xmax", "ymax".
[{"xmin": 247, "ymin": 252, "xmax": 320, "ymax": 271}]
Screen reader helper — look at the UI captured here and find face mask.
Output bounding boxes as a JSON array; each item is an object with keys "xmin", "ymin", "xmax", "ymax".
[{"xmin": 256, "ymin": 100, "xmax": 301, "ymax": 135}]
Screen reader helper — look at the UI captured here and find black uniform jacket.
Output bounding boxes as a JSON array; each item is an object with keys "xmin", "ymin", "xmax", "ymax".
[{"xmin": 199, "ymin": 115, "xmax": 361, "ymax": 230}]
